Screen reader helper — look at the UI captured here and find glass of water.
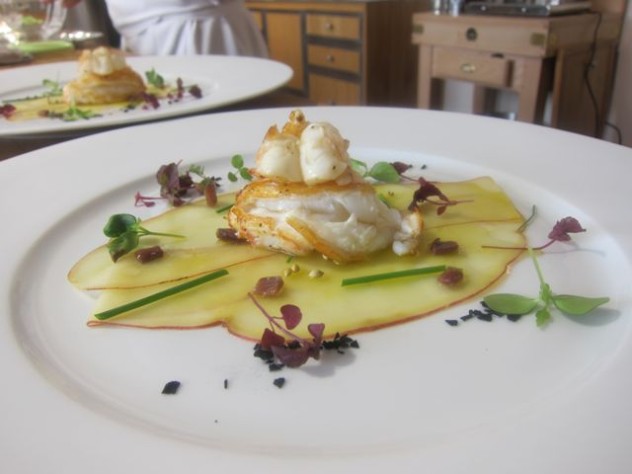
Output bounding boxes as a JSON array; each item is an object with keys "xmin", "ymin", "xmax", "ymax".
[{"xmin": 0, "ymin": 0, "xmax": 67, "ymax": 45}]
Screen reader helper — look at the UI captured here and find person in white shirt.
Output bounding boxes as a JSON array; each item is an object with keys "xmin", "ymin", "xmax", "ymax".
[{"xmin": 58, "ymin": 0, "xmax": 268, "ymax": 57}]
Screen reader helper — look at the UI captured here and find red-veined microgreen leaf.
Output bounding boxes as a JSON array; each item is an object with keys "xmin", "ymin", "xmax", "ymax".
[
  {"xmin": 552, "ymin": 295, "xmax": 610, "ymax": 315},
  {"xmin": 482, "ymin": 294, "xmax": 539, "ymax": 315}
]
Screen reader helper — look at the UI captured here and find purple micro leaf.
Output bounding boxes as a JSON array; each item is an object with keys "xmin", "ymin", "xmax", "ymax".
[
  {"xmin": 260, "ymin": 328, "xmax": 285, "ymax": 351},
  {"xmin": 308, "ymin": 323, "xmax": 325, "ymax": 342},
  {"xmin": 280, "ymin": 304, "xmax": 302, "ymax": 330},
  {"xmin": 271, "ymin": 345, "xmax": 310, "ymax": 368},
  {"xmin": 390, "ymin": 161, "xmax": 413, "ymax": 175},
  {"xmin": 305, "ymin": 341, "xmax": 322, "ymax": 361},
  {"xmin": 548, "ymin": 217, "xmax": 586, "ymax": 242}
]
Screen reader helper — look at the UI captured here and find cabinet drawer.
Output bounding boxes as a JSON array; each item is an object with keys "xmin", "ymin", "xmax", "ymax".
[
  {"xmin": 307, "ymin": 45, "xmax": 360, "ymax": 74},
  {"xmin": 308, "ymin": 73, "xmax": 360, "ymax": 105},
  {"xmin": 306, "ymin": 14, "xmax": 361, "ymax": 41},
  {"xmin": 432, "ymin": 47, "xmax": 512, "ymax": 88},
  {"xmin": 413, "ymin": 17, "xmax": 548, "ymax": 57}
]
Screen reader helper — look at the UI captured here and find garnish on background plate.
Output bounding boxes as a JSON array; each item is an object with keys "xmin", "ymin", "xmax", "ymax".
[{"xmin": 1, "ymin": 66, "xmax": 204, "ymax": 124}]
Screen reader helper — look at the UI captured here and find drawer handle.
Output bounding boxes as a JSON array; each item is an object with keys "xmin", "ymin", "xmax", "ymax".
[
  {"xmin": 466, "ymin": 27, "xmax": 477, "ymax": 41},
  {"xmin": 325, "ymin": 22, "xmax": 334, "ymax": 31},
  {"xmin": 460, "ymin": 63, "xmax": 476, "ymax": 74},
  {"xmin": 326, "ymin": 54, "xmax": 335, "ymax": 63}
]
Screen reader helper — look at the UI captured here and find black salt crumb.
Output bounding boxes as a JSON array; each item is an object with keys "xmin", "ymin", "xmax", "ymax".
[
  {"xmin": 269, "ymin": 363, "xmax": 284, "ymax": 372},
  {"xmin": 445, "ymin": 319, "xmax": 459, "ymax": 326},
  {"xmin": 223, "ymin": 379, "xmax": 229, "ymax": 389},
  {"xmin": 507, "ymin": 314, "xmax": 522, "ymax": 322},
  {"xmin": 273, "ymin": 377, "xmax": 286, "ymax": 388},
  {"xmin": 460, "ymin": 314, "xmax": 474, "ymax": 321},
  {"xmin": 476, "ymin": 313, "xmax": 493, "ymax": 322},
  {"xmin": 161, "ymin": 380, "xmax": 181, "ymax": 394}
]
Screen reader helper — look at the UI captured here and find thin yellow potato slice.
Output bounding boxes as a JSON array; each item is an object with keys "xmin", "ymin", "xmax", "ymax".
[
  {"xmin": 81, "ymin": 176, "xmax": 526, "ymax": 340},
  {"xmin": 68, "ymin": 199, "xmax": 274, "ymax": 289},
  {"xmin": 88, "ymin": 221, "xmax": 524, "ymax": 338}
]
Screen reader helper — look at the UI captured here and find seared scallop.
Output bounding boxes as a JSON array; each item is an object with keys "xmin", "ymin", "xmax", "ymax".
[
  {"xmin": 228, "ymin": 110, "xmax": 423, "ymax": 263},
  {"xmin": 63, "ymin": 47, "xmax": 146, "ymax": 105}
]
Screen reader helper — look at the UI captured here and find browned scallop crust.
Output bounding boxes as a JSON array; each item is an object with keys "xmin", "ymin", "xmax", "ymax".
[
  {"xmin": 227, "ymin": 178, "xmax": 384, "ymax": 262},
  {"xmin": 63, "ymin": 67, "xmax": 146, "ymax": 105}
]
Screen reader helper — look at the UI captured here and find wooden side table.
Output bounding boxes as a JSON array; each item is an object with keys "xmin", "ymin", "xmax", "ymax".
[{"xmin": 411, "ymin": 11, "xmax": 622, "ymax": 137}]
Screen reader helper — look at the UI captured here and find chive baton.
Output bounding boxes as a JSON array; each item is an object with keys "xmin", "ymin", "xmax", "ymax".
[
  {"xmin": 94, "ymin": 268, "xmax": 229, "ymax": 320},
  {"xmin": 341, "ymin": 265, "xmax": 446, "ymax": 287}
]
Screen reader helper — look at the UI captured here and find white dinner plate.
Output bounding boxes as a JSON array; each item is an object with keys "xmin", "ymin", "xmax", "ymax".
[
  {"xmin": 0, "ymin": 55, "xmax": 292, "ymax": 137},
  {"xmin": 1, "ymin": 107, "xmax": 631, "ymax": 473}
]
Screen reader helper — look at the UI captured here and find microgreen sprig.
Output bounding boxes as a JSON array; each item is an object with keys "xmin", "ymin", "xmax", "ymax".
[
  {"xmin": 42, "ymin": 79, "xmax": 63, "ymax": 98},
  {"xmin": 351, "ymin": 159, "xmax": 401, "ymax": 183},
  {"xmin": 227, "ymin": 154, "xmax": 252, "ymax": 182},
  {"xmin": 103, "ymin": 213, "xmax": 184, "ymax": 262},
  {"xmin": 136, "ymin": 161, "xmax": 221, "ymax": 207},
  {"xmin": 61, "ymin": 105, "xmax": 100, "ymax": 122},
  {"xmin": 145, "ymin": 68, "xmax": 165, "ymax": 88},
  {"xmin": 484, "ymin": 215, "xmax": 585, "ymax": 251},
  {"xmin": 249, "ymin": 293, "xmax": 324, "ymax": 368},
  {"xmin": 483, "ymin": 247, "xmax": 609, "ymax": 327},
  {"xmin": 408, "ymin": 177, "xmax": 470, "ymax": 215}
]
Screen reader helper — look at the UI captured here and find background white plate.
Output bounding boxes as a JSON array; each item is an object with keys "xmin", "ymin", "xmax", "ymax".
[
  {"xmin": 0, "ymin": 55, "xmax": 292, "ymax": 137},
  {"xmin": 1, "ymin": 107, "xmax": 631, "ymax": 473}
]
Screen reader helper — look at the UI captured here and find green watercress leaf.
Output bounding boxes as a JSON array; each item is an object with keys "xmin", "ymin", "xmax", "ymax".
[
  {"xmin": 108, "ymin": 231, "xmax": 140, "ymax": 261},
  {"xmin": 350, "ymin": 158, "xmax": 368, "ymax": 176},
  {"xmin": 42, "ymin": 79, "xmax": 62, "ymax": 97},
  {"xmin": 239, "ymin": 167, "xmax": 252, "ymax": 180},
  {"xmin": 535, "ymin": 307, "xmax": 551, "ymax": 327},
  {"xmin": 368, "ymin": 162, "xmax": 400, "ymax": 183},
  {"xmin": 103, "ymin": 213, "xmax": 138, "ymax": 237},
  {"xmin": 483, "ymin": 293, "xmax": 539, "ymax": 315},
  {"xmin": 231, "ymin": 154, "xmax": 244, "ymax": 168},
  {"xmin": 62, "ymin": 106, "xmax": 100, "ymax": 121},
  {"xmin": 103, "ymin": 213, "xmax": 184, "ymax": 262},
  {"xmin": 552, "ymin": 295, "xmax": 610, "ymax": 315},
  {"xmin": 145, "ymin": 68, "xmax": 165, "ymax": 88}
]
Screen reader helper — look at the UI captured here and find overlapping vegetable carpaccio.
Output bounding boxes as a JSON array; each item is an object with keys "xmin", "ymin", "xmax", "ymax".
[{"xmin": 68, "ymin": 177, "xmax": 526, "ymax": 340}]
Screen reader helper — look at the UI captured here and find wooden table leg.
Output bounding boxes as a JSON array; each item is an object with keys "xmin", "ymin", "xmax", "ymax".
[
  {"xmin": 516, "ymin": 57, "xmax": 548, "ymax": 123},
  {"xmin": 417, "ymin": 45, "xmax": 434, "ymax": 109}
]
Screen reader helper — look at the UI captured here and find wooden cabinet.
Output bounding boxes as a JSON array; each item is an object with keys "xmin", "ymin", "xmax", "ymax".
[
  {"xmin": 411, "ymin": 11, "xmax": 623, "ymax": 137},
  {"xmin": 265, "ymin": 12, "xmax": 305, "ymax": 91},
  {"xmin": 247, "ymin": 0, "xmax": 428, "ymax": 106}
]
